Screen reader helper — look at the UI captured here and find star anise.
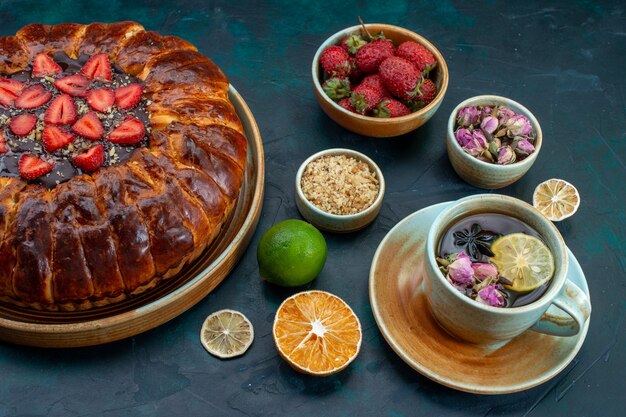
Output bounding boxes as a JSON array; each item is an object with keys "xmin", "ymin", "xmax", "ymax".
[{"xmin": 453, "ymin": 224, "xmax": 500, "ymax": 261}]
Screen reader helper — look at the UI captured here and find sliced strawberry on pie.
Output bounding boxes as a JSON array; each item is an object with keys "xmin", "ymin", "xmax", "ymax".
[
  {"xmin": 32, "ymin": 53, "xmax": 62, "ymax": 78},
  {"xmin": 107, "ymin": 117, "xmax": 145, "ymax": 145},
  {"xmin": 72, "ymin": 112, "xmax": 104, "ymax": 140},
  {"xmin": 80, "ymin": 53, "xmax": 112, "ymax": 82},
  {"xmin": 14, "ymin": 84, "xmax": 52, "ymax": 109},
  {"xmin": 9, "ymin": 113, "xmax": 37, "ymax": 136},
  {"xmin": 0, "ymin": 78, "xmax": 24, "ymax": 107},
  {"xmin": 114, "ymin": 83, "xmax": 142, "ymax": 110},
  {"xmin": 18, "ymin": 154, "xmax": 54, "ymax": 180},
  {"xmin": 0, "ymin": 131, "xmax": 8, "ymax": 154},
  {"xmin": 86, "ymin": 88, "xmax": 115, "ymax": 112},
  {"xmin": 54, "ymin": 74, "xmax": 90, "ymax": 97},
  {"xmin": 72, "ymin": 144, "xmax": 105, "ymax": 173},
  {"xmin": 43, "ymin": 125, "xmax": 75, "ymax": 152},
  {"xmin": 44, "ymin": 94, "xmax": 77, "ymax": 125}
]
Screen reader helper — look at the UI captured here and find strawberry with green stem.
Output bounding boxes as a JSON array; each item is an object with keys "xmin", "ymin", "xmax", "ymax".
[
  {"xmin": 350, "ymin": 84, "xmax": 383, "ymax": 114},
  {"xmin": 322, "ymin": 77, "xmax": 351, "ymax": 101},
  {"xmin": 320, "ymin": 46, "xmax": 352, "ymax": 77},
  {"xmin": 372, "ymin": 98, "xmax": 410, "ymax": 118},
  {"xmin": 340, "ymin": 34, "xmax": 367, "ymax": 55},
  {"xmin": 379, "ymin": 56, "xmax": 420, "ymax": 101}
]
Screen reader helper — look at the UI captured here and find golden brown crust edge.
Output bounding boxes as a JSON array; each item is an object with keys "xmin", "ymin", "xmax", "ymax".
[{"xmin": 0, "ymin": 21, "xmax": 247, "ymax": 311}]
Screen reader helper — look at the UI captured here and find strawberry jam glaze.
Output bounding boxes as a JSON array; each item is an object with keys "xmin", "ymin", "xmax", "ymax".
[{"xmin": 0, "ymin": 52, "xmax": 150, "ymax": 189}]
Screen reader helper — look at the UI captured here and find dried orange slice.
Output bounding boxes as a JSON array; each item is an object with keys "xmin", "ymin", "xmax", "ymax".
[
  {"xmin": 273, "ymin": 290, "xmax": 362, "ymax": 376},
  {"xmin": 200, "ymin": 309, "xmax": 254, "ymax": 359},
  {"xmin": 533, "ymin": 178, "xmax": 580, "ymax": 221}
]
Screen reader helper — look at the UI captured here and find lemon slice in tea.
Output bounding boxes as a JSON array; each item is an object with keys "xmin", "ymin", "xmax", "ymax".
[
  {"xmin": 200, "ymin": 309, "xmax": 254, "ymax": 359},
  {"xmin": 533, "ymin": 178, "xmax": 580, "ymax": 221},
  {"xmin": 273, "ymin": 290, "xmax": 362, "ymax": 376},
  {"xmin": 490, "ymin": 233, "xmax": 555, "ymax": 292}
]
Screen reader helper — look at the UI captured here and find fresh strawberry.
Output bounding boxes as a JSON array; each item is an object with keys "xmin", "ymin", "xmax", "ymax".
[
  {"xmin": 319, "ymin": 46, "xmax": 352, "ymax": 77},
  {"xmin": 32, "ymin": 53, "xmax": 62, "ymax": 78},
  {"xmin": 378, "ymin": 56, "xmax": 420, "ymax": 101},
  {"xmin": 72, "ymin": 144, "xmax": 105, "ymax": 173},
  {"xmin": 396, "ymin": 41, "xmax": 436, "ymax": 73},
  {"xmin": 72, "ymin": 112, "xmax": 104, "ymax": 140},
  {"xmin": 348, "ymin": 57, "xmax": 364, "ymax": 84},
  {"xmin": 322, "ymin": 77, "xmax": 351, "ymax": 101},
  {"xmin": 114, "ymin": 84, "xmax": 143, "ymax": 110},
  {"xmin": 372, "ymin": 97, "xmax": 410, "ymax": 118},
  {"xmin": 337, "ymin": 98, "xmax": 358, "ymax": 113},
  {"xmin": 358, "ymin": 74, "xmax": 389, "ymax": 96},
  {"xmin": 340, "ymin": 34, "xmax": 367, "ymax": 55},
  {"xmin": 80, "ymin": 53, "xmax": 112, "ymax": 82},
  {"xmin": 44, "ymin": 94, "xmax": 77, "ymax": 125},
  {"xmin": 355, "ymin": 39, "xmax": 395, "ymax": 74},
  {"xmin": 86, "ymin": 88, "xmax": 115, "ymax": 112},
  {"xmin": 43, "ymin": 125, "xmax": 75, "ymax": 152},
  {"xmin": 0, "ymin": 78, "xmax": 24, "ymax": 107},
  {"xmin": 349, "ymin": 84, "xmax": 383, "ymax": 114},
  {"xmin": 18, "ymin": 154, "xmax": 54, "ymax": 180},
  {"xmin": 414, "ymin": 77, "xmax": 437, "ymax": 107},
  {"xmin": 107, "ymin": 117, "xmax": 145, "ymax": 144},
  {"xmin": 54, "ymin": 74, "xmax": 90, "ymax": 97},
  {"xmin": 14, "ymin": 84, "xmax": 52, "ymax": 109},
  {"xmin": 0, "ymin": 131, "xmax": 8, "ymax": 154},
  {"xmin": 9, "ymin": 113, "xmax": 37, "ymax": 136}
]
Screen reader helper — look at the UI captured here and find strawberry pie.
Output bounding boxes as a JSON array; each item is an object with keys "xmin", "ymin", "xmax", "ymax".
[{"xmin": 0, "ymin": 21, "xmax": 247, "ymax": 310}]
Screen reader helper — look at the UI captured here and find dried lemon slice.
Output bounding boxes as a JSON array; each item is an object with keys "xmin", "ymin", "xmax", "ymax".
[
  {"xmin": 533, "ymin": 178, "xmax": 580, "ymax": 221},
  {"xmin": 273, "ymin": 290, "xmax": 362, "ymax": 376},
  {"xmin": 200, "ymin": 309, "xmax": 254, "ymax": 359},
  {"xmin": 490, "ymin": 233, "xmax": 555, "ymax": 292}
]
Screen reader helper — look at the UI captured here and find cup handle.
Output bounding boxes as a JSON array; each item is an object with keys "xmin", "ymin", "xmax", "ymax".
[{"xmin": 530, "ymin": 280, "xmax": 591, "ymax": 337}]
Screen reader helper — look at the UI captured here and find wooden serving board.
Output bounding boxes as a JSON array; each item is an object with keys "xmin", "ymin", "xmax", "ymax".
[{"xmin": 0, "ymin": 85, "xmax": 265, "ymax": 348}]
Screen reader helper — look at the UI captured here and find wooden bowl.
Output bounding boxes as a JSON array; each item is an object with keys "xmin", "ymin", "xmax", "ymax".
[
  {"xmin": 295, "ymin": 148, "xmax": 385, "ymax": 233},
  {"xmin": 312, "ymin": 24, "xmax": 449, "ymax": 138},
  {"xmin": 0, "ymin": 85, "xmax": 265, "ymax": 348},
  {"xmin": 446, "ymin": 95, "xmax": 542, "ymax": 189}
]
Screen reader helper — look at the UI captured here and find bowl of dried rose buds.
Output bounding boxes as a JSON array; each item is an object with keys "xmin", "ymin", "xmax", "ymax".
[
  {"xmin": 295, "ymin": 148, "xmax": 385, "ymax": 233},
  {"xmin": 446, "ymin": 95, "xmax": 543, "ymax": 189},
  {"xmin": 312, "ymin": 23, "xmax": 449, "ymax": 138}
]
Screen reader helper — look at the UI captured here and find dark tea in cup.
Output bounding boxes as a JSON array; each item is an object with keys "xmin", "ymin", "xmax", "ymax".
[{"xmin": 436, "ymin": 213, "xmax": 555, "ymax": 308}]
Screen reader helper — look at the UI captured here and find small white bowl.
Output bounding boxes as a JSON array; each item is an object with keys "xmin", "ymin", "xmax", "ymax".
[
  {"xmin": 446, "ymin": 95, "xmax": 542, "ymax": 189},
  {"xmin": 295, "ymin": 148, "xmax": 385, "ymax": 233}
]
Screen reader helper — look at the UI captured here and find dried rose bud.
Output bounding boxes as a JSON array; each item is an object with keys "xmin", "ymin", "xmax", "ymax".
[
  {"xmin": 472, "ymin": 129, "xmax": 488, "ymax": 147},
  {"xmin": 476, "ymin": 285, "xmax": 505, "ymax": 307},
  {"xmin": 480, "ymin": 106, "xmax": 493, "ymax": 118},
  {"xmin": 461, "ymin": 130, "xmax": 487, "ymax": 157},
  {"xmin": 480, "ymin": 116, "xmax": 499, "ymax": 135},
  {"xmin": 497, "ymin": 145, "xmax": 516, "ymax": 165},
  {"xmin": 488, "ymin": 141, "xmax": 500, "ymax": 156},
  {"xmin": 463, "ymin": 139, "xmax": 486, "ymax": 157},
  {"xmin": 496, "ymin": 106, "xmax": 515, "ymax": 125},
  {"xmin": 472, "ymin": 263, "xmax": 498, "ymax": 281},
  {"xmin": 447, "ymin": 255, "xmax": 475, "ymax": 285},
  {"xmin": 506, "ymin": 114, "xmax": 533, "ymax": 137},
  {"xmin": 457, "ymin": 106, "xmax": 480, "ymax": 127},
  {"xmin": 445, "ymin": 251, "xmax": 470, "ymax": 263},
  {"xmin": 515, "ymin": 138, "xmax": 535, "ymax": 157},
  {"xmin": 455, "ymin": 128, "xmax": 473, "ymax": 147}
]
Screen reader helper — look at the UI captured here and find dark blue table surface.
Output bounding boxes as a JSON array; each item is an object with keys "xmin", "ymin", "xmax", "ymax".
[{"xmin": 0, "ymin": 1, "xmax": 624, "ymax": 416}]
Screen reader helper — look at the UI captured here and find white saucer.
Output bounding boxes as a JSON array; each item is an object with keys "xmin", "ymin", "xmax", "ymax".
[{"xmin": 369, "ymin": 202, "xmax": 590, "ymax": 394}]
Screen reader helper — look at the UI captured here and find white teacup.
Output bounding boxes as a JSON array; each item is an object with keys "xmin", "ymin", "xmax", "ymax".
[{"xmin": 423, "ymin": 194, "xmax": 591, "ymax": 344}]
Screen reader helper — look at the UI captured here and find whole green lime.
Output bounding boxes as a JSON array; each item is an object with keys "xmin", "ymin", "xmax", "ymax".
[{"xmin": 257, "ymin": 219, "xmax": 327, "ymax": 287}]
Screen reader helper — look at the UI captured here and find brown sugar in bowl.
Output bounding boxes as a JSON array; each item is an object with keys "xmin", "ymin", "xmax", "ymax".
[{"xmin": 312, "ymin": 24, "xmax": 449, "ymax": 138}]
